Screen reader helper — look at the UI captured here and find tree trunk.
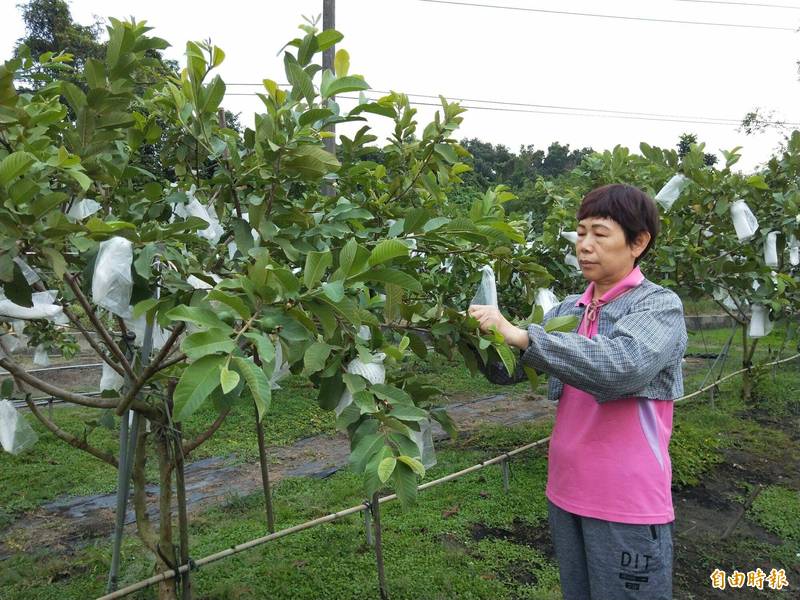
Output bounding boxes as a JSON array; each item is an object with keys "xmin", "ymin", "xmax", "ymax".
[
  {"xmin": 131, "ymin": 421, "xmax": 179, "ymax": 600},
  {"xmin": 156, "ymin": 428, "xmax": 178, "ymax": 600}
]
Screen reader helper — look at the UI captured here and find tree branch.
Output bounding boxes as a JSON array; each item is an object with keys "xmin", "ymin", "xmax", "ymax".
[
  {"xmin": 157, "ymin": 353, "xmax": 187, "ymax": 372},
  {"xmin": 64, "ymin": 274, "xmax": 135, "ymax": 379},
  {"xmin": 29, "ymin": 277, "xmax": 126, "ymax": 377},
  {"xmin": 0, "ymin": 356, "xmax": 158, "ymax": 417},
  {"xmin": 116, "ymin": 323, "xmax": 185, "ymax": 416},
  {"xmin": 182, "ymin": 407, "xmax": 231, "ymax": 458},
  {"xmin": 25, "ymin": 395, "xmax": 118, "ymax": 467}
]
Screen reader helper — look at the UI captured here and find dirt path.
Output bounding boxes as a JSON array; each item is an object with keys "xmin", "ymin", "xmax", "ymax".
[{"xmin": 0, "ymin": 393, "xmax": 554, "ymax": 558}]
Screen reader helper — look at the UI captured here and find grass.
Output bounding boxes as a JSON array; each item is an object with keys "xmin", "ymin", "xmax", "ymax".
[
  {"xmin": 2, "ymin": 324, "xmax": 799, "ymax": 599},
  {"xmin": 1, "ymin": 441, "xmax": 560, "ymax": 600}
]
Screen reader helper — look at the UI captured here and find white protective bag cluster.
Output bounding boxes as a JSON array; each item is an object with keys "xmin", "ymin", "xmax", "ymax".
[
  {"xmin": 410, "ymin": 418, "xmax": 437, "ymax": 469},
  {"xmin": 269, "ymin": 339, "xmax": 291, "ymax": 390},
  {"xmin": 789, "ymin": 234, "xmax": 799, "ymax": 267},
  {"xmin": 713, "ymin": 288, "xmax": 739, "ymax": 312},
  {"xmin": 0, "ymin": 399, "xmax": 38, "ymax": 455},
  {"xmin": 335, "ymin": 352, "xmax": 387, "ymax": 417},
  {"xmin": 764, "ymin": 231, "xmax": 779, "ymax": 268},
  {"xmin": 100, "ymin": 361, "xmax": 125, "ymax": 392},
  {"xmin": 92, "ymin": 236, "xmax": 134, "ymax": 318},
  {"xmin": 730, "ymin": 200, "xmax": 759, "ymax": 242},
  {"xmin": 560, "ymin": 231, "xmax": 578, "ymax": 244},
  {"xmin": 0, "ymin": 291, "xmax": 65, "ymax": 322},
  {"xmin": 535, "ymin": 288, "xmax": 559, "ymax": 316},
  {"xmin": 565, "ymin": 253, "xmax": 581, "ymax": 272},
  {"xmin": 654, "ymin": 174, "xmax": 689, "ymax": 210},
  {"xmin": 470, "ymin": 265, "xmax": 498, "ymax": 307},
  {"xmin": 173, "ymin": 185, "xmax": 224, "ymax": 244},
  {"xmin": 748, "ymin": 304, "xmax": 773, "ymax": 338},
  {"xmin": 66, "ymin": 199, "xmax": 101, "ymax": 221},
  {"xmin": 33, "ymin": 344, "xmax": 49, "ymax": 367}
]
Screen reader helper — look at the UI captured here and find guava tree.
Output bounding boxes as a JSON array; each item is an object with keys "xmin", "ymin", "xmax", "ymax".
[{"xmin": 0, "ymin": 19, "xmax": 546, "ymax": 598}]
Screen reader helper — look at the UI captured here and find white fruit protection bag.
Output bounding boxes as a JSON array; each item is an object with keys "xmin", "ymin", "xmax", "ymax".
[
  {"xmin": 470, "ymin": 265, "xmax": 498, "ymax": 308},
  {"xmin": 92, "ymin": 236, "xmax": 134, "ymax": 318},
  {"xmin": 0, "ymin": 399, "xmax": 38, "ymax": 455},
  {"xmin": 730, "ymin": 199, "xmax": 759, "ymax": 242},
  {"xmin": 654, "ymin": 174, "xmax": 689, "ymax": 210}
]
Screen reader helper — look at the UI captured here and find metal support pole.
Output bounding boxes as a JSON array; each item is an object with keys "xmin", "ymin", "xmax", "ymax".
[
  {"xmin": 371, "ymin": 492, "xmax": 389, "ymax": 600},
  {"xmin": 363, "ymin": 504, "xmax": 373, "ymax": 547},
  {"xmin": 501, "ymin": 459, "xmax": 510, "ymax": 494}
]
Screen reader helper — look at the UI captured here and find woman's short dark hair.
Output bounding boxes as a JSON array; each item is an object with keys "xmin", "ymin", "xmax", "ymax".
[{"xmin": 577, "ymin": 184, "xmax": 660, "ymax": 264}]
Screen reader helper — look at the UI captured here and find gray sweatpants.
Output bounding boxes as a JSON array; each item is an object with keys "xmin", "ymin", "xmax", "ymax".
[{"xmin": 548, "ymin": 500, "xmax": 674, "ymax": 600}]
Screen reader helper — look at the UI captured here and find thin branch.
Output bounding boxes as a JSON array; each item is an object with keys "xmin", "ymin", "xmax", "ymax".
[
  {"xmin": 25, "ymin": 395, "xmax": 118, "ymax": 467},
  {"xmin": 157, "ymin": 353, "xmax": 187, "ymax": 372},
  {"xmin": 182, "ymin": 407, "xmax": 231, "ymax": 458},
  {"xmin": 30, "ymin": 278, "xmax": 126, "ymax": 377},
  {"xmin": 1, "ymin": 357, "xmax": 119, "ymax": 409},
  {"xmin": 0, "ymin": 356, "xmax": 158, "ymax": 417},
  {"xmin": 64, "ymin": 274, "xmax": 135, "ymax": 379},
  {"xmin": 116, "ymin": 323, "xmax": 185, "ymax": 416}
]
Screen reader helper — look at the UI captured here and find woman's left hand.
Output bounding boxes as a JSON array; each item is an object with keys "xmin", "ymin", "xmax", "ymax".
[{"xmin": 468, "ymin": 305, "xmax": 530, "ymax": 350}]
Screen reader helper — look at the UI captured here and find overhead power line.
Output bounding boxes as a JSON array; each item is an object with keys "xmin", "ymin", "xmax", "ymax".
[
  {"xmin": 417, "ymin": 0, "xmax": 798, "ymax": 31},
  {"xmin": 223, "ymin": 86, "xmax": 798, "ymax": 127},
  {"xmin": 675, "ymin": 0, "xmax": 800, "ymax": 9},
  {"xmin": 225, "ymin": 91, "xmax": 798, "ymax": 128}
]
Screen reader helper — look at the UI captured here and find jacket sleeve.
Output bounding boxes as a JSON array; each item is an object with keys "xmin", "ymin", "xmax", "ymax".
[
  {"xmin": 474, "ymin": 304, "xmax": 562, "ymax": 386},
  {"xmin": 520, "ymin": 290, "xmax": 685, "ymax": 402}
]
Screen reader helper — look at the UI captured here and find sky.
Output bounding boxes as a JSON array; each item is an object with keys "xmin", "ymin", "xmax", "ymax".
[{"xmin": 2, "ymin": 0, "xmax": 800, "ymax": 171}]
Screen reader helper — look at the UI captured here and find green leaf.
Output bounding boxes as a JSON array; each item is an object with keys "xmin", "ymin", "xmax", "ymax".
[
  {"xmin": 6, "ymin": 262, "xmax": 33, "ymax": 307},
  {"xmin": 231, "ymin": 356, "xmax": 272, "ymax": 421},
  {"xmin": 316, "ymin": 29, "xmax": 343, "ymax": 51},
  {"xmin": 321, "ymin": 75, "xmax": 369, "ymax": 99},
  {"xmin": 388, "ymin": 404, "xmax": 429, "ymax": 422},
  {"xmin": 392, "ymin": 461, "xmax": 418, "ymax": 506},
  {"xmin": 174, "ymin": 355, "xmax": 224, "ymax": 421},
  {"xmin": 430, "ymin": 407, "xmax": 456, "ymax": 439},
  {"xmin": 372, "ymin": 383, "xmax": 413, "ymax": 406},
  {"xmin": 202, "ymin": 75, "xmax": 226, "ymax": 114},
  {"xmin": 495, "ymin": 343, "xmax": 516, "ymax": 378},
  {"xmin": 434, "ymin": 143, "xmax": 458, "ymax": 163},
  {"xmin": 181, "ymin": 330, "xmax": 235, "ymax": 360},
  {"xmin": 41, "ymin": 247, "xmax": 66, "ymax": 280},
  {"xmin": 304, "ymin": 341, "xmax": 333, "ymax": 375},
  {"xmin": 368, "ymin": 239, "xmax": 409, "ymax": 266},
  {"xmin": 403, "ymin": 208, "xmax": 430, "ymax": 234},
  {"xmin": 0, "ymin": 151, "xmax": 34, "ymax": 186},
  {"xmin": 298, "ymin": 108, "xmax": 334, "ymax": 127},
  {"xmin": 397, "ymin": 455, "xmax": 425, "ymax": 478},
  {"xmin": 66, "ymin": 169, "xmax": 92, "ymax": 191},
  {"xmin": 318, "ymin": 372, "xmax": 345, "ymax": 411},
  {"xmin": 349, "ymin": 431, "xmax": 383, "ymax": 473},
  {"xmin": 207, "ymin": 289, "xmax": 251, "ymax": 320},
  {"xmin": 304, "ymin": 250, "xmax": 333, "ymax": 290},
  {"xmin": 285, "ymin": 58, "xmax": 315, "ymax": 104},
  {"xmin": 407, "ymin": 333, "xmax": 428, "ymax": 359},
  {"xmin": 378, "ymin": 455, "xmax": 397, "ymax": 483},
  {"xmin": 165, "ymin": 305, "xmax": 234, "ymax": 333},
  {"xmin": 333, "ymin": 48, "xmax": 349, "ymax": 77},
  {"xmin": 544, "ymin": 315, "xmax": 579, "ymax": 333},
  {"xmin": 284, "ymin": 145, "xmax": 340, "ymax": 178},
  {"xmin": 220, "ymin": 366, "xmax": 240, "ymax": 394},
  {"xmin": 321, "ymin": 280, "xmax": 345, "ymax": 302},
  {"xmin": 351, "ymin": 267, "xmax": 421, "ymax": 293},
  {"xmin": 423, "ymin": 217, "xmax": 450, "ymax": 232},
  {"xmin": 243, "ymin": 331, "xmax": 275, "ymax": 364}
]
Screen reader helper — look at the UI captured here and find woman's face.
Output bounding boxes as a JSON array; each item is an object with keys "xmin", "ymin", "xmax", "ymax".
[{"xmin": 576, "ymin": 217, "xmax": 650, "ymax": 288}]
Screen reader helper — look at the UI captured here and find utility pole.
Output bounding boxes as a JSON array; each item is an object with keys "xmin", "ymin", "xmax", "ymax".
[{"xmin": 322, "ymin": 0, "xmax": 335, "ymax": 157}]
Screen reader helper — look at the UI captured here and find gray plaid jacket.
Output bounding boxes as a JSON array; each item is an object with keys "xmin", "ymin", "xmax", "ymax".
[{"xmin": 481, "ymin": 280, "xmax": 688, "ymax": 403}]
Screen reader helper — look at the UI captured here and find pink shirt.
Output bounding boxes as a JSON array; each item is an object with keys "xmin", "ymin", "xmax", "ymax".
[{"xmin": 545, "ymin": 266, "xmax": 675, "ymax": 524}]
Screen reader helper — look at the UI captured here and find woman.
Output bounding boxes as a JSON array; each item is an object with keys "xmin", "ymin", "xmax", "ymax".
[{"xmin": 468, "ymin": 184, "xmax": 687, "ymax": 600}]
